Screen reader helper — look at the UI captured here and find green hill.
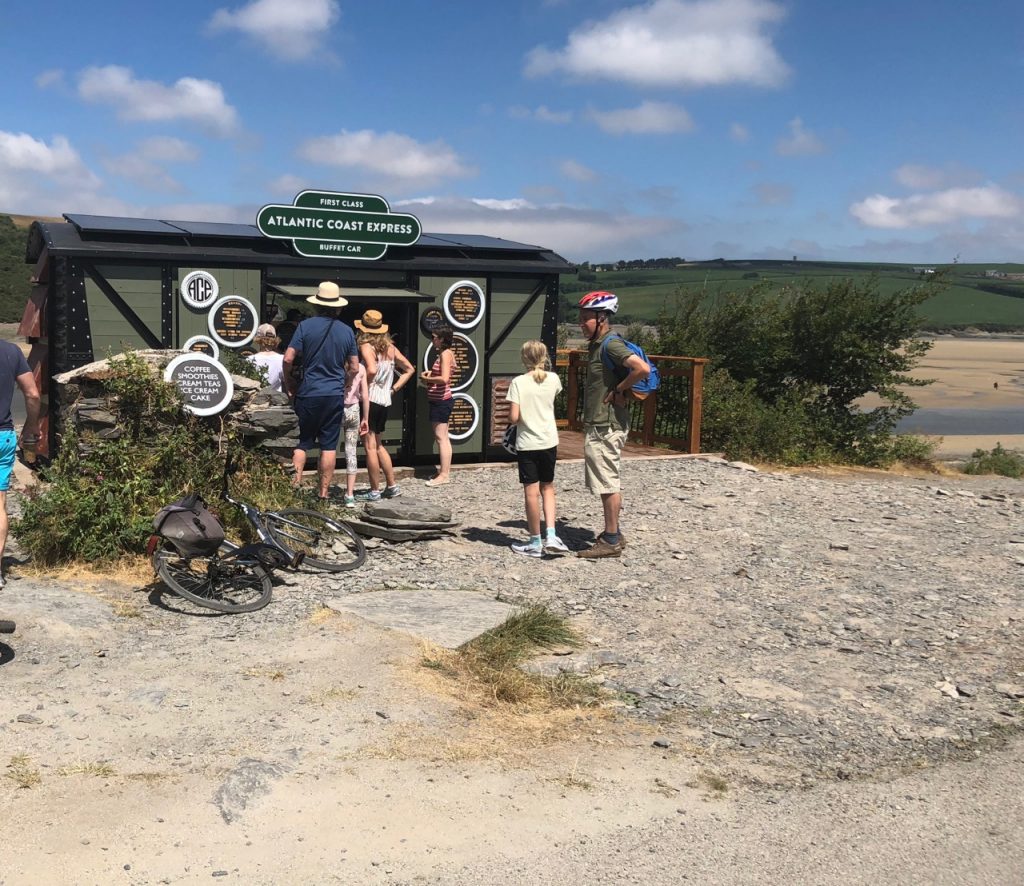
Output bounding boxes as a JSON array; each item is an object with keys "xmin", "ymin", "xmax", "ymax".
[
  {"xmin": 564, "ymin": 260, "xmax": 1024, "ymax": 331},
  {"xmin": 0, "ymin": 214, "xmax": 35, "ymax": 323}
]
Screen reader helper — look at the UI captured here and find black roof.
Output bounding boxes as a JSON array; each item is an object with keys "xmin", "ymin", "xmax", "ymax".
[{"xmin": 25, "ymin": 214, "xmax": 576, "ymax": 275}]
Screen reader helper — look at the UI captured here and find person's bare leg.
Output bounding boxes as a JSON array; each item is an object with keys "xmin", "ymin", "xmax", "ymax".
[
  {"xmin": 364, "ymin": 431, "xmax": 382, "ymax": 491},
  {"xmin": 378, "ymin": 442, "xmax": 397, "ymax": 488},
  {"xmin": 291, "ymin": 449, "xmax": 306, "ymax": 488},
  {"xmin": 523, "ymin": 482, "xmax": 541, "ymax": 536},
  {"xmin": 0, "ymin": 491, "xmax": 8, "ymax": 571},
  {"xmin": 540, "ymin": 482, "xmax": 556, "ymax": 534},
  {"xmin": 318, "ymin": 450, "xmax": 337, "ymax": 498},
  {"xmin": 600, "ymin": 492, "xmax": 621, "ymax": 536},
  {"xmin": 433, "ymin": 422, "xmax": 452, "ymax": 479}
]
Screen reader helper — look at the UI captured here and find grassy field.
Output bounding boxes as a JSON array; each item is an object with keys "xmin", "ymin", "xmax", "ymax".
[{"xmin": 570, "ymin": 261, "xmax": 1024, "ymax": 329}]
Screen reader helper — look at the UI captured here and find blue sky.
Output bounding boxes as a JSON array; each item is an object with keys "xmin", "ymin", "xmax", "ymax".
[{"xmin": 2, "ymin": 0, "xmax": 1022, "ymax": 263}]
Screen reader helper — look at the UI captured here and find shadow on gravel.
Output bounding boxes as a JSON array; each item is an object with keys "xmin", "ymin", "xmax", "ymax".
[
  {"xmin": 462, "ymin": 526, "xmax": 522, "ymax": 547},
  {"xmin": 0, "ymin": 642, "xmax": 14, "ymax": 666},
  {"xmin": 146, "ymin": 582, "xmax": 234, "ymax": 618}
]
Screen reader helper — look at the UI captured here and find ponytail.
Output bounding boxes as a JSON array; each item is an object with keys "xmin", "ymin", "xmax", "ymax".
[{"xmin": 520, "ymin": 340, "xmax": 550, "ymax": 383}]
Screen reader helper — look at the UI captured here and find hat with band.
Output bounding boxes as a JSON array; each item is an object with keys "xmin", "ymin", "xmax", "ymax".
[{"xmin": 355, "ymin": 309, "xmax": 389, "ymax": 334}]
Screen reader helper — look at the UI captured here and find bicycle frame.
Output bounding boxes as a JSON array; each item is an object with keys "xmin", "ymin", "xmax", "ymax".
[{"xmin": 220, "ymin": 457, "xmax": 306, "ymax": 569}]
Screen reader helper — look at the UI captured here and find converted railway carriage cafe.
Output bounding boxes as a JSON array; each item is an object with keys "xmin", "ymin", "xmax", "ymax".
[{"xmin": 20, "ymin": 191, "xmax": 575, "ymax": 464}]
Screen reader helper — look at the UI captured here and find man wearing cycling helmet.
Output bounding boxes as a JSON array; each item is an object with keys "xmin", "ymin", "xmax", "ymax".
[{"xmin": 576, "ymin": 291, "xmax": 650, "ymax": 559}]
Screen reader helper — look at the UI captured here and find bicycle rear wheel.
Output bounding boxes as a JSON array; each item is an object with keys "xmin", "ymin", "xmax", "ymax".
[
  {"xmin": 265, "ymin": 509, "xmax": 366, "ymax": 572},
  {"xmin": 153, "ymin": 541, "xmax": 273, "ymax": 613}
]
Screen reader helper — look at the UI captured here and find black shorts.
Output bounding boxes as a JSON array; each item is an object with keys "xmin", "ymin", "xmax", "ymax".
[
  {"xmin": 367, "ymin": 401, "xmax": 389, "ymax": 435},
  {"xmin": 429, "ymin": 398, "xmax": 455, "ymax": 424},
  {"xmin": 517, "ymin": 446, "xmax": 557, "ymax": 485}
]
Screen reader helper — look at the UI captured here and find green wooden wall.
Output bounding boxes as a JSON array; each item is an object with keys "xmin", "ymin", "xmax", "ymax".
[{"xmin": 84, "ymin": 265, "xmax": 162, "ymax": 357}]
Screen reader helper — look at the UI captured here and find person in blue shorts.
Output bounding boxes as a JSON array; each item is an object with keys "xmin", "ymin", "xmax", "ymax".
[
  {"xmin": 282, "ymin": 282, "xmax": 359, "ymax": 500},
  {"xmin": 0, "ymin": 340, "xmax": 40, "ymax": 587}
]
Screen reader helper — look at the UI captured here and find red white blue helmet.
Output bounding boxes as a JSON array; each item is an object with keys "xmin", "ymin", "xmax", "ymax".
[{"xmin": 577, "ymin": 291, "xmax": 618, "ymax": 314}]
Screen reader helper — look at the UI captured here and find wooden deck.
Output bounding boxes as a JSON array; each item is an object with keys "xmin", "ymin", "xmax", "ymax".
[{"xmin": 555, "ymin": 429, "xmax": 687, "ymax": 461}]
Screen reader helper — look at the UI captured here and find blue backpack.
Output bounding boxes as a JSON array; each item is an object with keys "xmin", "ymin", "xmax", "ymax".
[{"xmin": 600, "ymin": 334, "xmax": 660, "ymax": 399}]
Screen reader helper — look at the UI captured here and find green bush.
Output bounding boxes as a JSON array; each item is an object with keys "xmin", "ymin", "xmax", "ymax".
[
  {"xmin": 961, "ymin": 443, "xmax": 1024, "ymax": 479},
  {"xmin": 15, "ymin": 352, "xmax": 294, "ymax": 565},
  {"xmin": 652, "ymin": 277, "xmax": 938, "ymax": 466}
]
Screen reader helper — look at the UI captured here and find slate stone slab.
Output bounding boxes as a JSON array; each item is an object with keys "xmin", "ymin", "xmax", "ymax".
[
  {"xmin": 364, "ymin": 499, "xmax": 452, "ymax": 523},
  {"xmin": 325, "ymin": 589, "xmax": 515, "ymax": 648},
  {"xmin": 345, "ymin": 518, "xmax": 454, "ymax": 542},
  {"xmin": 360, "ymin": 512, "xmax": 461, "ymax": 530}
]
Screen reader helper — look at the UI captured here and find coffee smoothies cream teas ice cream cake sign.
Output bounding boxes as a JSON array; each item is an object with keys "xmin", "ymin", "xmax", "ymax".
[{"xmin": 257, "ymin": 190, "xmax": 421, "ymax": 260}]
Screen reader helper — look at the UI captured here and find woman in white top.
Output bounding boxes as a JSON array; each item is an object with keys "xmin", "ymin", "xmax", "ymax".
[
  {"xmin": 505, "ymin": 340, "xmax": 569, "ymax": 557},
  {"xmin": 247, "ymin": 323, "xmax": 284, "ymax": 392},
  {"xmin": 355, "ymin": 310, "xmax": 415, "ymax": 501}
]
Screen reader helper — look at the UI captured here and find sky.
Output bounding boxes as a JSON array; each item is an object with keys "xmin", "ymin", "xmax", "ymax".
[{"xmin": 1, "ymin": 0, "xmax": 1023, "ymax": 264}]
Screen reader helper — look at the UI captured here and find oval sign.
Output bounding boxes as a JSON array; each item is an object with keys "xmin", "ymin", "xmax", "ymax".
[
  {"xmin": 164, "ymin": 353, "xmax": 234, "ymax": 417},
  {"xmin": 422, "ymin": 333, "xmax": 479, "ymax": 392},
  {"xmin": 419, "ymin": 306, "xmax": 446, "ymax": 339},
  {"xmin": 443, "ymin": 280, "xmax": 485, "ymax": 330},
  {"xmin": 182, "ymin": 334, "xmax": 220, "ymax": 360},
  {"xmin": 208, "ymin": 295, "xmax": 258, "ymax": 348},
  {"xmin": 180, "ymin": 270, "xmax": 219, "ymax": 310},
  {"xmin": 447, "ymin": 393, "xmax": 479, "ymax": 442}
]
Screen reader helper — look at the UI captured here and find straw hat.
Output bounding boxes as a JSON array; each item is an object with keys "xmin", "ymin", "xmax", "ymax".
[
  {"xmin": 354, "ymin": 309, "xmax": 389, "ymax": 334},
  {"xmin": 306, "ymin": 281, "xmax": 348, "ymax": 307}
]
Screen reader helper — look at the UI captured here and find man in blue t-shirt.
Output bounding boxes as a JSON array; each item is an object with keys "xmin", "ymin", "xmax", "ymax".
[
  {"xmin": 0, "ymin": 340, "xmax": 40, "ymax": 587},
  {"xmin": 282, "ymin": 282, "xmax": 358, "ymax": 499}
]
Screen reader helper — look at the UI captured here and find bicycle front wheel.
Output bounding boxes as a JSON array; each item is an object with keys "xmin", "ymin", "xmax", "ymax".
[
  {"xmin": 265, "ymin": 509, "xmax": 366, "ymax": 572},
  {"xmin": 153, "ymin": 541, "xmax": 273, "ymax": 613}
]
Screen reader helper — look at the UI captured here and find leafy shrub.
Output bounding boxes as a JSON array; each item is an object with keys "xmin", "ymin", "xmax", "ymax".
[
  {"xmin": 221, "ymin": 347, "xmax": 268, "ymax": 386},
  {"xmin": 961, "ymin": 443, "xmax": 1024, "ymax": 479},
  {"xmin": 15, "ymin": 352, "xmax": 294, "ymax": 565},
  {"xmin": 652, "ymin": 277, "xmax": 938, "ymax": 466}
]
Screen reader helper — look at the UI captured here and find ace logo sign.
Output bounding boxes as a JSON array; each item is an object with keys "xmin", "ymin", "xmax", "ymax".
[{"xmin": 180, "ymin": 270, "xmax": 219, "ymax": 309}]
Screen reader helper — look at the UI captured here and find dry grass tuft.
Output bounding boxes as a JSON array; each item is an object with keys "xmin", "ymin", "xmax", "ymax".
[
  {"xmin": 5, "ymin": 754, "xmax": 41, "ymax": 789},
  {"xmin": 688, "ymin": 771, "xmax": 729, "ymax": 796},
  {"xmin": 552, "ymin": 756, "xmax": 594, "ymax": 791},
  {"xmin": 56, "ymin": 761, "xmax": 116, "ymax": 778},
  {"xmin": 20, "ymin": 556, "xmax": 153, "ymax": 586},
  {"xmin": 243, "ymin": 667, "xmax": 286, "ymax": 681},
  {"xmin": 309, "ymin": 686, "xmax": 359, "ymax": 704},
  {"xmin": 110, "ymin": 599, "xmax": 143, "ymax": 618}
]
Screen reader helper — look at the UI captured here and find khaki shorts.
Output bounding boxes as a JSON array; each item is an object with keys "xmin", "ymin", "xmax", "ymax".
[{"xmin": 583, "ymin": 425, "xmax": 627, "ymax": 494}]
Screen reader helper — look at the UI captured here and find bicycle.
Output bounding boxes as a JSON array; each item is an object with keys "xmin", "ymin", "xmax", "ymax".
[
  {"xmin": 0, "ymin": 617, "xmax": 13, "ymax": 635},
  {"xmin": 149, "ymin": 454, "xmax": 366, "ymax": 613}
]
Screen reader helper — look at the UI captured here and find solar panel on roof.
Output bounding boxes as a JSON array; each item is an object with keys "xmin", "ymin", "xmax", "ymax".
[
  {"xmin": 63, "ymin": 214, "xmax": 184, "ymax": 235},
  {"xmin": 424, "ymin": 232, "xmax": 541, "ymax": 251},
  {"xmin": 165, "ymin": 220, "xmax": 261, "ymax": 238}
]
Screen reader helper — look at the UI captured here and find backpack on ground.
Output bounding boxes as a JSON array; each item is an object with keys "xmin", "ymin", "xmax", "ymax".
[
  {"xmin": 600, "ymin": 334, "xmax": 660, "ymax": 400},
  {"xmin": 152, "ymin": 493, "xmax": 226, "ymax": 557}
]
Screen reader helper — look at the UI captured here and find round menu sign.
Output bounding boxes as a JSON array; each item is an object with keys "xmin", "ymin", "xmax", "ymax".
[
  {"xmin": 208, "ymin": 295, "xmax": 257, "ymax": 348},
  {"xmin": 182, "ymin": 334, "xmax": 220, "ymax": 360},
  {"xmin": 164, "ymin": 353, "xmax": 234, "ymax": 416},
  {"xmin": 419, "ymin": 306, "xmax": 446, "ymax": 339},
  {"xmin": 443, "ymin": 281, "xmax": 485, "ymax": 330},
  {"xmin": 180, "ymin": 270, "xmax": 219, "ymax": 310},
  {"xmin": 422, "ymin": 333, "xmax": 478, "ymax": 391},
  {"xmin": 447, "ymin": 394, "xmax": 479, "ymax": 441}
]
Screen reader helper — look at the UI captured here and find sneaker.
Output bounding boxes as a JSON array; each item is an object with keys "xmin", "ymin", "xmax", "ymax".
[
  {"xmin": 382, "ymin": 484, "xmax": 402, "ymax": 499},
  {"xmin": 0, "ymin": 573, "xmax": 5, "ymax": 589},
  {"xmin": 543, "ymin": 535, "xmax": 571, "ymax": 554},
  {"xmin": 343, "ymin": 495, "xmax": 357, "ymax": 508},
  {"xmin": 511, "ymin": 542, "xmax": 543, "ymax": 558},
  {"xmin": 577, "ymin": 537, "xmax": 623, "ymax": 559},
  {"xmin": 355, "ymin": 489, "xmax": 381, "ymax": 502}
]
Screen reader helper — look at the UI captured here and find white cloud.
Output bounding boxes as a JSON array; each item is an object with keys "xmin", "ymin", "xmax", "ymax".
[
  {"xmin": 77, "ymin": 66, "xmax": 239, "ymax": 137},
  {"xmin": 560, "ymin": 159, "xmax": 598, "ymax": 182},
  {"xmin": 396, "ymin": 195, "xmax": 686, "ymax": 261},
  {"xmin": 730, "ymin": 122, "xmax": 750, "ymax": 142},
  {"xmin": 508, "ymin": 104, "xmax": 573, "ymax": 124},
  {"xmin": 208, "ymin": 0, "xmax": 339, "ymax": 61},
  {"xmin": 525, "ymin": 0, "xmax": 790, "ymax": 89},
  {"xmin": 588, "ymin": 100, "xmax": 694, "ymax": 135},
  {"xmin": 102, "ymin": 137, "xmax": 199, "ymax": 193},
  {"xmin": 298, "ymin": 129, "xmax": 475, "ymax": 188},
  {"xmin": 751, "ymin": 181, "xmax": 793, "ymax": 206},
  {"xmin": 268, "ymin": 173, "xmax": 310, "ymax": 196},
  {"xmin": 775, "ymin": 117, "xmax": 824, "ymax": 156},
  {"xmin": 893, "ymin": 163, "xmax": 982, "ymax": 190},
  {"xmin": 0, "ymin": 131, "xmax": 108, "ymax": 216},
  {"xmin": 850, "ymin": 185, "xmax": 1022, "ymax": 229},
  {"xmin": 35, "ymin": 69, "xmax": 64, "ymax": 89}
]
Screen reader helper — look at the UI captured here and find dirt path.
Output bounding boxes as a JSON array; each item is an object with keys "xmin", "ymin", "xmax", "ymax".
[{"xmin": 1, "ymin": 456, "xmax": 1022, "ymax": 884}]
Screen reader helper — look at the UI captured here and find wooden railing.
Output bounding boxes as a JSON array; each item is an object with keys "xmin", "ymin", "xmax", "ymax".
[{"xmin": 556, "ymin": 349, "xmax": 709, "ymax": 452}]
